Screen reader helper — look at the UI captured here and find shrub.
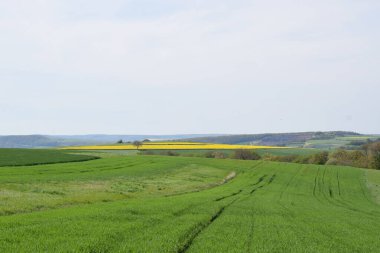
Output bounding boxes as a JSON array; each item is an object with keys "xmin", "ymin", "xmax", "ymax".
[
  {"xmin": 233, "ymin": 150, "xmax": 261, "ymax": 160},
  {"xmin": 308, "ymin": 152, "xmax": 329, "ymax": 165},
  {"xmin": 366, "ymin": 142, "xmax": 380, "ymax": 170},
  {"xmin": 327, "ymin": 149, "xmax": 367, "ymax": 168},
  {"xmin": 213, "ymin": 152, "xmax": 227, "ymax": 159},
  {"xmin": 163, "ymin": 150, "xmax": 179, "ymax": 156},
  {"xmin": 204, "ymin": 151, "xmax": 215, "ymax": 158},
  {"xmin": 204, "ymin": 151, "xmax": 227, "ymax": 159}
]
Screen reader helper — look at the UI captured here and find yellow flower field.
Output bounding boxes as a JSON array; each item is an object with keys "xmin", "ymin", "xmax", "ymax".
[{"xmin": 62, "ymin": 142, "xmax": 285, "ymax": 150}]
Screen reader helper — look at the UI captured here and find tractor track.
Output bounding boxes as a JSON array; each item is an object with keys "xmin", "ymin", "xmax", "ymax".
[{"xmin": 177, "ymin": 198, "xmax": 239, "ymax": 253}]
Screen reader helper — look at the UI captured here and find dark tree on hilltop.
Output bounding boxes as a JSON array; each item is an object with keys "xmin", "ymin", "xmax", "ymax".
[{"xmin": 116, "ymin": 139, "xmax": 123, "ymax": 144}]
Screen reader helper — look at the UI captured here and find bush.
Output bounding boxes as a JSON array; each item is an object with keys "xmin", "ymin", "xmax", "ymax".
[
  {"xmin": 366, "ymin": 142, "xmax": 380, "ymax": 170},
  {"xmin": 326, "ymin": 158, "xmax": 339, "ymax": 166},
  {"xmin": 204, "ymin": 151, "xmax": 227, "ymax": 159},
  {"xmin": 163, "ymin": 150, "xmax": 179, "ymax": 156},
  {"xmin": 308, "ymin": 152, "xmax": 329, "ymax": 165},
  {"xmin": 233, "ymin": 150, "xmax": 261, "ymax": 160},
  {"xmin": 292, "ymin": 155, "xmax": 310, "ymax": 164},
  {"xmin": 204, "ymin": 151, "xmax": 215, "ymax": 158},
  {"xmin": 326, "ymin": 149, "xmax": 367, "ymax": 168},
  {"xmin": 213, "ymin": 152, "xmax": 227, "ymax": 159}
]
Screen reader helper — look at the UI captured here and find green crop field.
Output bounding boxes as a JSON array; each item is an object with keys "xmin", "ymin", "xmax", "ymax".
[
  {"xmin": 1, "ymin": 153, "xmax": 380, "ymax": 252},
  {"xmin": 0, "ymin": 148, "xmax": 98, "ymax": 166},
  {"xmin": 139, "ymin": 148, "xmax": 320, "ymax": 157},
  {"xmin": 303, "ymin": 135, "xmax": 380, "ymax": 150}
]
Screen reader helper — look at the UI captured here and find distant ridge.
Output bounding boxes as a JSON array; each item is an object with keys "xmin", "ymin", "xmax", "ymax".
[
  {"xmin": 178, "ymin": 131, "xmax": 361, "ymax": 147},
  {"xmin": 0, "ymin": 134, "xmax": 220, "ymax": 148},
  {"xmin": 0, "ymin": 131, "xmax": 369, "ymax": 148}
]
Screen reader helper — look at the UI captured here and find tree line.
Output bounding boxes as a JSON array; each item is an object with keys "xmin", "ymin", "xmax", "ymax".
[{"xmin": 140, "ymin": 141, "xmax": 380, "ymax": 170}]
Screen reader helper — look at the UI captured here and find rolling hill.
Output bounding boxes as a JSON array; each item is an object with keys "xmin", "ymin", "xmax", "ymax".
[{"xmin": 179, "ymin": 131, "xmax": 377, "ymax": 149}]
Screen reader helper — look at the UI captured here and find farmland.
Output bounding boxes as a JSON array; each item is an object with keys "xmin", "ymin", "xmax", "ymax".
[
  {"xmin": 0, "ymin": 148, "xmax": 97, "ymax": 166},
  {"xmin": 137, "ymin": 147, "xmax": 321, "ymax": 158},
  {"xmin": 1, "ymin": 150, "xmax": 380, "ymax": 252},
  {"xmin": 62, "ymin": 141, "xmax": 284, "ymax": 150}
]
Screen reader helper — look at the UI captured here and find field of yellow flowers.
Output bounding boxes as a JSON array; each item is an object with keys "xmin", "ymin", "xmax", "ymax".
[{"xmin": 62, "ymin": 142, "xmax": 283, "ymax": 150}]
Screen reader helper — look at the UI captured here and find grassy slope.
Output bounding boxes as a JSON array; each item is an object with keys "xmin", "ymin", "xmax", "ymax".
[
  {"xmin": 0, "ymin": 148, "xmax": 97, "ymax": 166},
  {"xmin": 0, "ymin": 156, "xmax": 380, "ymax": 252},
  {"xmin": 0, "ymin": 157, "xmax": 229, "ymax": 215},
  {"xmin": 366, "ymin": 169, "xmax": 380, "ymax": 204}
]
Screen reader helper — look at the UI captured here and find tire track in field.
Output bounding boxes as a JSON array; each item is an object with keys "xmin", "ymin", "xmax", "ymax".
[
  {"xmin": 245, "ymin": 173, "xmax": 277, "ymax": 252},
  {"xmin": 177, "ymin": 198, "xmax": 239, "ymax": 253},
  {"xmin": 275, "ymin": 167, "xmax": 303, "ymax": 220},
  {"xmin": 246, "ymin": 220, "xmax": 255, "ymax": 253},
  {"xmin": 312, "ymin": 167, "xmax": 324, "ymax": 204},
  {"xmin": 316, "ymin": 167, "xmax": 380, "ymax": 218},
  {"xmin": 215, "ymin": 189, "xmax": 242, "ymax": 201},
  {"xmin": 336, "ymin": 168, "xmax": 341, "ymax": 196},
  {"xmin": 172, "ymin": 166, "xmax": 275, "ymax": 252},
  {"xmin": 179, "ymin": 172, "xmax": 275, "ymax": 253},
  {"xmin": 249, "ymin": 161, "xmax": 264, "ymax": 170},
  {"xmin": 220, "ymin": 173, "xmax": 277, "ymax": 253},
  {"xmin": 313, "ymin": 167, "xmax": 320, "ymax": 197},
  {"xmin": 318, "ymin": 166, "xmax": 348, "ymax": 208},
  {"xmin": 279, "ymin": 166, "xmax": 302, "ymax": 200},
  {"xmin": 274, "ymin": 166, "xmax": 376, "ymax": 249},
  {"xmin": 269, "ymin": 167, "xmax": 350, "ymax": 251}
]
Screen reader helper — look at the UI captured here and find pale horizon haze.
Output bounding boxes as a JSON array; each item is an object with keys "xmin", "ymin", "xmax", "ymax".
[{"xmin": 0, "ymin": 0, "xmax": 379, "ymax": 135}]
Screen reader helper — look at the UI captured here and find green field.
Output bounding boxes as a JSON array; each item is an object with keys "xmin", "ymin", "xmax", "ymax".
[
  {"xmin": 304, "ymin": 135, "xmax": 380, "ymax": 149},
  {"xmin": 0, "ymin": 148, "xmax": 98, "ymax": 166},
  {"xmin": 1, "ymin": 150, "xmax": 380, "ymax": 252},
  {"xmin": 139, "ymin": 148, "xmax": 320, "ymax": 157}
]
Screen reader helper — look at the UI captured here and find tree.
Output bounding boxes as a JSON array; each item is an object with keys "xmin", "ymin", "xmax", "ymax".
[
  {"xmin": 233, "ymin": 149, "xmax": 261, "ymax": 160},
  {"xmin": 326, "ymin": 149, "xmax": 368, "ymax": 168},
  {"xmin": 132, "ymin": 141, "xmax": 143, "ymax": 150},
  {"xmin": 116, "ymin": 139, "xmax": 123, "ymax": 144},
  {"xmin": 308, "ymin": 152, "xmax": 329, "ymax": 165}
]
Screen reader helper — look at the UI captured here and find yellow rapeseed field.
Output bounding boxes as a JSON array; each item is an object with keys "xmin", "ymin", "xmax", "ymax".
[{"xmin": 62, "ymin": 142, "xmax": 285, "ymax": 150}]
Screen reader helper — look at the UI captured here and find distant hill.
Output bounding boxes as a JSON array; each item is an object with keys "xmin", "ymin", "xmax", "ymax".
[
  {"xmin": 0, "ymin": 132, "xmax": 375, "ymax": 149},
  {"xmin": 0, "ymin": 134, "xmax": 219, "ymax": 148},
  {"xmin": 0, "ymin": 135, "xmax": 60, "ymax": 148},
  {"xmin": 179, "ymin": 131, "xmax": 363, "ymax": 148}
]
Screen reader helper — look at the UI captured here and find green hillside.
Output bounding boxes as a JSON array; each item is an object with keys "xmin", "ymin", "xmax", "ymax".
[
  {"xmin": 181, "ymin": 131, "xmax": 380, "ymax": 150},
  {"xmin": 0, "ymin": 155, "xmax": 380, "ymax": 252}
]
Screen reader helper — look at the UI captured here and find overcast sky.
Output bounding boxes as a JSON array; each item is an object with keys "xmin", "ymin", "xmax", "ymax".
[{"xmin": 0, "ymin": 0, "xmax": 379, "ymax": 135}]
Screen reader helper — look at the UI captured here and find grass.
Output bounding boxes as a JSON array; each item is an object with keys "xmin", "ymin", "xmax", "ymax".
[
  {"xmin": 255, "ymin": 148, "xmax": 321, "ymax": 156},
  {"xmin": 68, "ymin": 149, "xmax": 139, "ymax": 158},
  {"xmin": 0, "ymin": 148, "xmax": 98, "ymax": 166},
  {"xmin": 365, "ymin": 169, "xmax": 380, "ymax": 204},
  {"xmin": 1, "ymin": 155, "xmax": 380, "ymax": 252}
]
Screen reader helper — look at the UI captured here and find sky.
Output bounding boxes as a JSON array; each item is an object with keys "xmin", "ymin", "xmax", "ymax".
[{"xmin": 0, "ymin": 0, "xmax": 379, "ymax": 135}]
